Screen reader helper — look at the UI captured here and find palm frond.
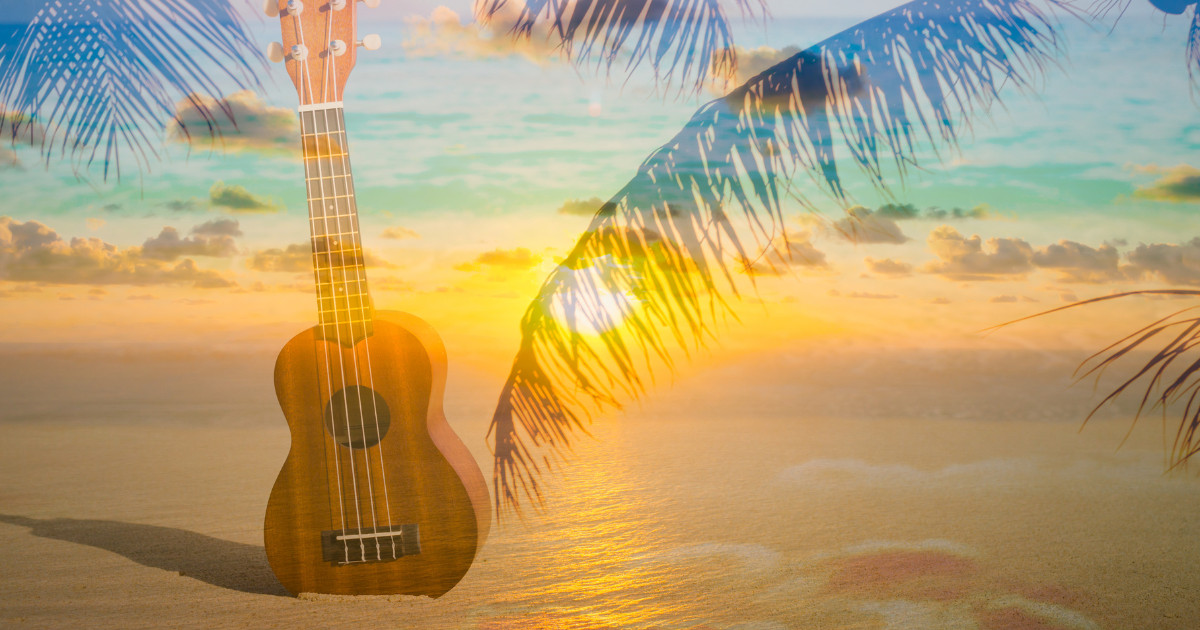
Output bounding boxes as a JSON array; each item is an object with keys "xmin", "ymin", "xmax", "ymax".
[
  {"xmin": 490, "ymin": 0, "xmax": 1082, "ymax": 517},
  {"xmin": 994, "ymin": 290, "xmax": 1200, "ymax": 471},
  {"xmin": 474, "ymin": 0, "xmax": 766, "ymax": 93},
  {"xmin": 1188, "ymin": 6, "xmax": 1200, "ymax": 92},
  {"xmin": 0, "ymin": 0, "xmax": 264, "ymax": 180},
  {"xmin": 1089, "ymin": 0, "xmax": 1200, "ymax": 93}
]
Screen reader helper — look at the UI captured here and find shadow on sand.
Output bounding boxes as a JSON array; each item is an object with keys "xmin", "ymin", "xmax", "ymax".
[{"xmin": 0, "ymin": 514, "xmax": 289, "ymax": 597}]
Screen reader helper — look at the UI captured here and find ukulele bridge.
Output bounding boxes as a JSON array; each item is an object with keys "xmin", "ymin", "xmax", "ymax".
[{"xmin": 321, "ymin": 524, "xmax": 420, "ymax": 565}]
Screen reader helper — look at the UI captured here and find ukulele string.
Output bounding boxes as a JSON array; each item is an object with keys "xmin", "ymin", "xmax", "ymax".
[
  {"xmin": 321, "ymin": 8, "xmax": 384, "ymax": 561},
  {"xmin": 326, "ymin": 58, "xmax": 397, "ymax": 560},
  {"xmin": 318, "ymin": 103, "xmax": 384, "ymax": 559},
  {"xmin": 295, "ymin": 17, "xmax": 358, "ymax": 561}
]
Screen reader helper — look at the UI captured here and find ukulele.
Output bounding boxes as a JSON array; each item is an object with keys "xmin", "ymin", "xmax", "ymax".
[{"xmin": 262, "ymin": 0, "xmax": 490, "ymax": 597}]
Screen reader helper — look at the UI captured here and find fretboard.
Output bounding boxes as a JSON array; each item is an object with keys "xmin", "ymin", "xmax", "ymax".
[{"xmin": 299, "ymin": 103, "xmax": 372, "ymax": 346}]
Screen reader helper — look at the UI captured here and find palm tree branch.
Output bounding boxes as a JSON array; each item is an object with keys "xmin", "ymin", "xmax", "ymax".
[
  {"xmin": 999, "ymin": 290, "xmax": 1200, "ymax": 472},
  {"xmin": 0, "ymin": 0, "xmax": 264, "ymax": 179},
  {"xmin": 488, "ymin": 0, "xmax": 1086, "ymax": 518},
  {"xmin": 475, "ymin": 0, "xmax": 766, "ymax": 92}
]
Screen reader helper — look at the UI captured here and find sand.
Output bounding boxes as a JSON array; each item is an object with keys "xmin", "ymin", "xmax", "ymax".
[{"xmin": 1, "ymin": 345, "xmax": 1199, "ymax": 629}]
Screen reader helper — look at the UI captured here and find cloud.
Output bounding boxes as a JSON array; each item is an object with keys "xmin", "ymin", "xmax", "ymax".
[
  {"xmin": 209, "ymin": 181, "xmax": 281, "ymax": 213},
  {"xmin": 380, "ymin": 226, "xmax": 420, "ymax": 240},
  {"xmin": 167, "ymin": 91, "xmax": 296, "ymax": 154},
  {"xmin": 161, "ymin": 199, "xmax": 204, "ymax": 213},
  {"xmin": 874, "ymin": 203, "xmax": 921, "ymax": 220},
  {"xmin": 924, "ymin": 205, "xmax": 995, "ymax": 220},
  {"xmin": 455, "ymin": 247, "xmax": 543, "ymax": 272},
  {"xmin": 141, "ymin": 225, "xmax": 238, "ymax": 261},
  {"xmin": 922, "ymin": 226, "xmax": 1034, "ymax": 281},
  {"xmin": 873, "ymin": 202, "xmax": 997, "ymax": 221},
  {"xmin": 0, "ymin": 146, "xmax": 19, "ymax": 169},
  {"xmin": 1131, "ymin": 164, "xmax": 1200, "ymax": 202},
  {"xmin": 248, "ymin": 243, "xmax": 396, "ymax": 274},
  {"xmin": 404, "ymin": 5, "xmax": 565, "ymax": 63},
  {"xmin": 709, "ymin": 45, "xmax": 801, "ymax": 93},
  {"xmin": 0, "ymin": 109, "xmax": 47, "ymax": 169},
  {"xmin": 742, "ymin": 231, "xmax": 827, "ymax": 276},
  {"xmin": 0, "ymin": 109, "xmax": 46, "ymax": 145},
  {"xmin": 557, "ymin": 197, "xmax": 607, "ymax": 217},
  {"xmin": 865, "ymin": 257, "xmax": 913, "ymax": 277},
  {"xmin": 247, "ymin": 243, "xmax": 310, "ymax": 273},
  {"xmin": 831, "ymin": 206, "xmax": 908, "ymax": 244},
  {"xmin": 1031, "ymin": 240, "xmax": 1123, "ymax": 284},
  {"xmin": 191, "ymin": 218, "xmax": 243, "ymax": 237},
  {"xmin": 989, "ymin": 295, "xmax": 1018, "ymax": 303},
  {"xmin": 0, "ymin": 216, "xmax": 234, "ymax": 288},
  {"xmin": 828, "ymin": 289, "xmax": 898, "ymax": 299},
  {"xmin": 1125, "ymin": 237, "xmax": 1200, "ymax": 285}
]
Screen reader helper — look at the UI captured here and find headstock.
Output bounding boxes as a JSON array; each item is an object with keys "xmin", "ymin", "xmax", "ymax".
[{"xmin": 264, "ymin": 0, "xmax": 382, "ymax": 106}]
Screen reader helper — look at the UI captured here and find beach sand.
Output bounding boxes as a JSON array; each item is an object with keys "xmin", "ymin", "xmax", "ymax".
[{"xmin": 1, "ymin": 345, "xmax": 1198, "ymax": 629}]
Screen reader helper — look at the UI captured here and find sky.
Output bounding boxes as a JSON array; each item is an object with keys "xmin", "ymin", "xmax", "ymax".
[{"xmin": 1, "ymin": 0, "xmax": 1198, "ymax": 377}]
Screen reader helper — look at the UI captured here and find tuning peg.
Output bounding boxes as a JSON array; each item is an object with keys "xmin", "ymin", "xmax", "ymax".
[
  {"xmin": 263, "ymin": 0, "xmax": 280, "ymax": 16},
  {"xmin": 286, "ymin": 0, "xmax": 304, "ymax": 15},
  {"xmin": 331, "ymin": 0, "xmax": 347, "ymax": 9},
  {"xmin": 330, "ymin": 40, "xmax": 348, "ymax": 57},
  {"xmin": 266, "ymin": 41, "xmax": 285, "ymax": 63},
  {"xmin": 290, "ymin": 44, "xmax": 309, "ymax": 61},
  {"xmin": 360, "ymin": 0, "xmax": 381, "ymax": 7},
  {"xmin": 358, "ymin": 34, "xmax": 381, "ymax": 51}
]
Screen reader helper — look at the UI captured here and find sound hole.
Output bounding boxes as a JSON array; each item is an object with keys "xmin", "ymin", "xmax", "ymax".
[{"xmin": 324, "ymin": 386, "xmax": 391, "ymax": 449}]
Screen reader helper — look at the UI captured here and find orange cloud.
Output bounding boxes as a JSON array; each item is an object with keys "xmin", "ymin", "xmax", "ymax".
[
  {"xmin": 248, "ymin": 243, "xmax": 397, "ymax": 274},
  {"xmin": 832, "ymin": 206, "xmax": 909, "ymax": 244},
  {"xmin": 168, "ymin": 91, "xmax": 296, "ymax": 154},
  {"xmin": 209, "ymin": 181, "xmax": 281, "ymax": 214},
  {"xmin": 1031, "ymin": 240, "xmax": 1123, "ymax": 284},
  {"xmin": 0, "ymin": 217, "xmax": 234, "ymax": 288},
  {"xmin": 557, "ymin": 197, "xmax": 607, "ymax": 217},
  {"xmin": 380, "ymin": 226, "xmax": 420, "ymax": 240},
  {"xmin": 454, "ymin": 247, "xmax": 542, "ymax": 272},
  {"xmin": 922, "ymin": 226, "xmax": 1034, "ymax": 281},
  {"xmin": 865, "ymin": 257, "xmax": 913, "ymax": 276},
  {"xmin": 403, "ymin": 4, "xmax": 566, "ymax": 64},
  {"xmin": 1130, "ymin": 164, "xmax": 1200, "ymax": 202}
]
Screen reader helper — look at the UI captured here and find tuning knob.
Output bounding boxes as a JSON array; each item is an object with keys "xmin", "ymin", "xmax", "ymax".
[
  {"xmin": 361, "ymin": 0, "xmax": 381, "ymax": 7},
  {"xmin": 358, "ymin": 34, "xmax": 381, "ymax": 51},
  {"xmin": 266, "ymin": 41, "xmax": 285, "ymax": 63},
  {"xmin": 286, "ymin": 0, "xmax": 304, "ymax": 15},
  {"xmin": 289, "ymin": 43, "xmax": 309, "ymax": 61},
  {"xmin": 330, "ymin": 40, "xmax": 348, "ymax": 56},
  {"xmin": 331, "ymin": 0, "xmax": 347, "ymax": 9},
  {"xmin": 263, "ymin": 0, "xmax": 280, "ymax": 16}
]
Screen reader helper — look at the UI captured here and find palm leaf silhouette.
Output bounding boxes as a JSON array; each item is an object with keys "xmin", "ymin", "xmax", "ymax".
[
  {"xmin": 489, "ymin": 0, "xmax": 1083, "ymax": 516},
  {"xmin": 1186, "ymin": 5, "xmax": 1200, "ymax": 88},
  {"xmin": 474, "ymin": 0, "xmax": 767, "ymax": 92},
  {"xmin": 992, "ymin": 290, "xmax": 1200, "ymax": 471},
  {"xmin": 0, "ymin": 0, "xmax": 264, "ymax": 179},
  {"xmin": 983, "ymin": 2, "xmax": 1200, "ymax": 478},
  {"xmin": 1091, "ymin": 0, "xmax": 1200, "ymax": 89}
]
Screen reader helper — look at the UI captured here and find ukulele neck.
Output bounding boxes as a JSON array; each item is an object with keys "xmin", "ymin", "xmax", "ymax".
[{"xmin": 300, "ymin": 102, "xmax": 372, "ymax": 346}]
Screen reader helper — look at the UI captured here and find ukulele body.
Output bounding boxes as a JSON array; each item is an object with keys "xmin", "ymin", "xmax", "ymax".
[{"xmin": 264, "ymin": 310, "xmax": 490, "ymax": 596}]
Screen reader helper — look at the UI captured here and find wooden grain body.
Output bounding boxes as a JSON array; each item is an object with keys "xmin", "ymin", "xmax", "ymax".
[{"xmin": 265, "ymin": 311, "xmax": 490, "ymax": 596}]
